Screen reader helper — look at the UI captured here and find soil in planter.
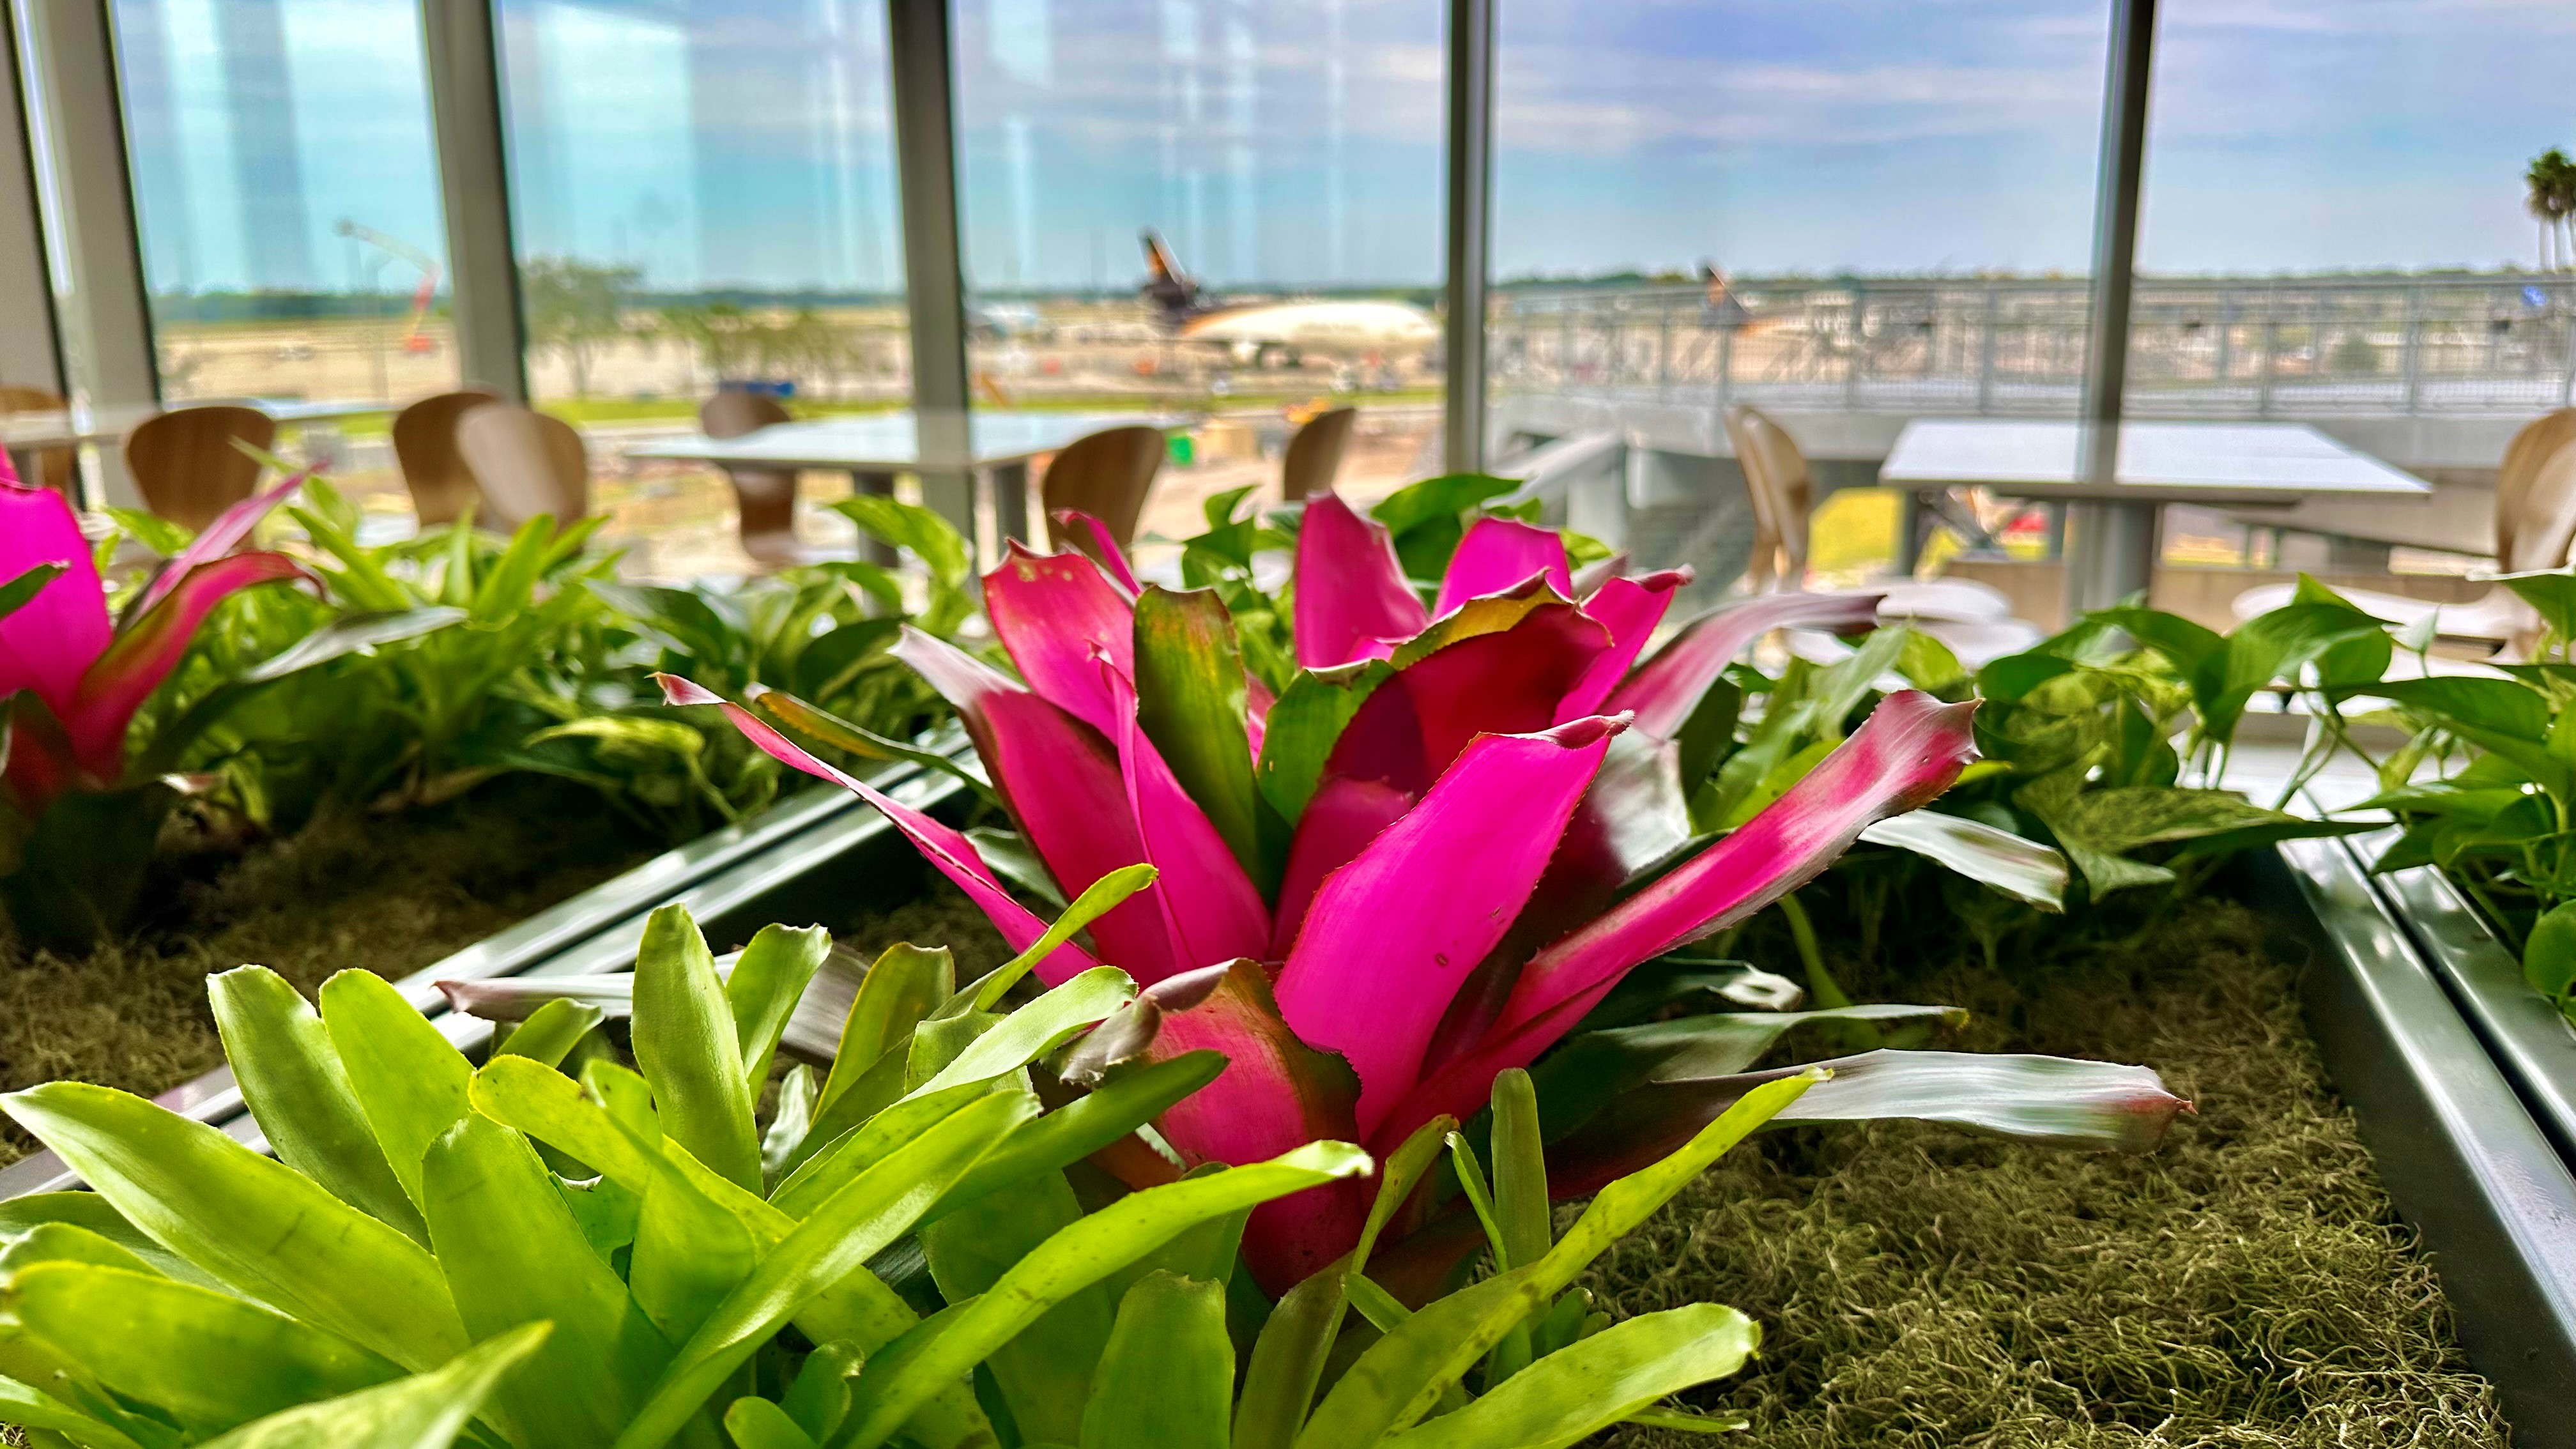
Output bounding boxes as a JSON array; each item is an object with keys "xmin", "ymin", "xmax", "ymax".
[
  {"xmin": 0, "ymin": 777, "xmax": 655, "ymax": 1169},
  {"xmin": 1593, "ymin": 897, "xmax": 2510, "ymax": 1447}
]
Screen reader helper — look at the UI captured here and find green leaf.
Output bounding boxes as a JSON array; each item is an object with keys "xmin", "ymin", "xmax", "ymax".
[
  {"xmin": 1379, "ymin": 1303, "xmax": 1758, "ymax": 1449},
  {"xmin": 1133, "ymin": 586, "xmax": 1269, "ymax": 883},
  {"xmin": 0, "ymin": 1372, "xmax": 150, "ymax": 1449},
  {"xmin": 930, "ymin": 1052, "xmax": 1225, "ymax": 1223},
  {"xmin": 0, "ymin": 1192, "xmax": 221, "ymax": 1289},
  {"xmin": 418, "ymin": 1113, "xmax": 671, "ymax": 1445},
  {"xmin": 1255, "ymin": 660, "xmax": 1395, "ymax": 824},
  {"xmin": 318, "ymin": 972, "xmax": 476, "ymax": 1214},
  {"xmin": 819, "ymin": 945, "xmax": 953, "ymax": 1119},
  {"xmin": 615, "ymin": 1091, "xmax": 1038, "ymax": 1449},
  {"xmin": 1487, "ymin": 1070, "xmax": 1550, "ymax": 1275},
  {"xmin": 1296, "ymin": 1075, "xmax": 1816, "ymax": 1447},
  {"xmin": 751, "ymin": 688, "xmax": 995, "ymax": 804},
  {"xmin": 1078, "ymin": 1273, "xmax": 1232, "ymax": 1449},
  {"xmin": 832, "ymin": 497, "xmax": 970, "ymax": 590},
  {"xmin": 208, "ymin": 967, "xmax": 427, "ymax": 1243},
  {"xmin": 496, "ymin": 999, "xmax": 607, "ymax": 1069},
  {"xmin": 629, "ymin": 1153, "xmax": 761, "ymax": 1347},
  {"xmin": 194, "ymin": 1322, "xmax": 549, "ymax": 1449},
  {"xmin": 3, "ymin": 1262, "xmax": 401, "ymax": 1436},
  {"xmin": 957, "ymin": 867, "xmax": 1158, "ymax": 1015},
  {"xmin": 631, "ymin": 904, "xmax": 764, "ymax": 1192},
  {"xmin": 724, "ymin": 1397, "xmax": 820, "ymax": 1449},
  {"xmin": 912, "ymin": 967, "xmax": 1138, "ymax": 1100},
  {"xmin": 2526, "ymin": 900, "xmax": 2576, "ymax": 1003},
  {"xmin": 727, "ymin": 924, "xmax": 834, "ymax": 1092},
  {"xmin": 0, "ymin": 1083, "xmax": 468, "ymax": 1373},
  {"xmin": 0, "ymin": 562, "xmax": 67, "ymax": 620},
  {"xmin": 841, "ymin": 1142, "xmax": 1375, "ymax": 1449},
  {"xmin": 1857, "ymin": 810, "xmax": 2067, "ymax": 911},
  {"xmin": 763, "ymin": 1065, "xmax": 818, "ymax": 1184},
  {"xmin": 468, "ymin": 517, "xmax": 556, "ymax": 625},
  {"xmin": 780, "ymin": 1342, "xmax": 865, "ymax": 1443},
  {"xmin": 922, "ymin": 1172, "xmax": 1103, "ymax": 1444}
]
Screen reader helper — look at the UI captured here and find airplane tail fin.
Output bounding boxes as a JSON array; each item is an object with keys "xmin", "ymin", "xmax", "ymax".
[{"xmin": 1140, "ymin": 229, "xmax": 1199, "ymax": 323}]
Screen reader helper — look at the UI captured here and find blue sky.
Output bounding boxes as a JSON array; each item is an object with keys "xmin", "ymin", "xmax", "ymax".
[{"xmin": 109, "ymin": 0, "xmax": 2576, "ymax": 296}]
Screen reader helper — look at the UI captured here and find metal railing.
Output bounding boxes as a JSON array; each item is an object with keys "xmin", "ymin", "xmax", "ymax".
[{"xmin": 1490, "ymin": 273, "xmax": 2576, "ymax": 418}]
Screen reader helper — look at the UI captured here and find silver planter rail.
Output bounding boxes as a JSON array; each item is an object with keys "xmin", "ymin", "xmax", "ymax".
[{"xmin": 2257, "ymin": 832, "xmax": 2576, "ymax": 1445}]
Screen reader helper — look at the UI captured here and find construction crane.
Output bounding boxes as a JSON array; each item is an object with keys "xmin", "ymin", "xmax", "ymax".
[{"xmin": 334, "ymin": 218, "xmax": 441, "ymax": 355}]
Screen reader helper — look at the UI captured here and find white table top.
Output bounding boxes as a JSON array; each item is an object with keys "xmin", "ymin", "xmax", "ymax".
[
  {"xmin": 1880, "ymin": 420, "xmax": 2431, "ymax": 505},
  {"xmin": 1, "ymin": 397, "xmax": 393, "ymax": 449},
  {"xmin": 625, "ymin": 409, "xmax": 1171, "ymax": 472}
]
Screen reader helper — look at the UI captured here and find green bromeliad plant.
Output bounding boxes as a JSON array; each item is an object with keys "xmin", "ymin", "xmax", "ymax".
[{"xmin": 4, "ymin": 880, "xmax": 1988, "ymax": 1449}]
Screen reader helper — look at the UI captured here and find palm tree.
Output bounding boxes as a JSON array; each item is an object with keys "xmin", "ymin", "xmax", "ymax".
[{"xmin": 2532, "ymin": 150, "xmax": 2576, "ymax": 273}]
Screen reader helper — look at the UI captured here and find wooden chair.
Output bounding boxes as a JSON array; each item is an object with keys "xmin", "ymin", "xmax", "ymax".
[
  {"xmin": 1280, "ymin": 407, "xmax": 1357, "ymax": 502},
  {"xmin": 454, "ymin": 402, "xmax": 589, "ymax": 533},
  {"xmin": 392, "ymin": 390, "xmax": 500, "ymax": 526},
  {"xmin": 2231, "ymin": 411, "xmax": 2576, "ymax": 653},
  {"xmin": 698, "ymin": 390, "xmax": 808, "ymax": 567},
  {"xmin": 1724, "ymin": 403, "xmax": 2011, "ymax": 622},
  {"xmin": 0, "ymin": 385, "xmax": 76, "ymax": 498},
  {"xmin": 124, "ymin": 405, "xmax": 277, "ymax": 531},
  {"xmin": 1041, "ymin": 425, "xmax": 1165, "ymax": 560}
]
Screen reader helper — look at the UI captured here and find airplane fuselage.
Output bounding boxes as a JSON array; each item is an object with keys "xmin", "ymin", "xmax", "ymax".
[{"xmin": 1174, "ymin": 298, "xmax": 1439, "ymax": 355}]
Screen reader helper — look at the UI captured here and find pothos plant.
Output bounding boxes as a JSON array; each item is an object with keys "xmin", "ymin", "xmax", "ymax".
[{"xmin": 2323, "ymin": 567, "xmax": 2576, "ymax": 1024}]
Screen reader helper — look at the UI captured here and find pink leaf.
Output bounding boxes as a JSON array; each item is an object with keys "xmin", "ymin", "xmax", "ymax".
[
  {"xmin": 1321, "ymin": 601, "xmax": 1611, "ymax": 797},
  {"xmin": 1269, "ymin": 774, "xmax": 1414, "ymax": 958},
  {"xmin": 1102, "ymin": 664, "xmax": 1273, "ymax": 979},
  {"xmin": 68, "ymin": 551, "xmax": 310, "ymax": 779},
  {"xmin": 1556, "ymin": 568, "xmax": 1692, "ymax": 721},
  {"xmin": 0, "ymin": 482, "xmax": 109, "ymax": 725},
  {"xmin": 889, "ymin": 627, "xmax": 1181, "ymax": 978},
  {"xmin": 1379, "ymin": 690, "xmax": 1977, "ymax": 1146},
  {"xmin": 1432, "ymin": 517, "xmax": 1569, "ymax": 618},
  {"xmin": 1292, "ymin": 493, "xmax": 1428, "ymax": 667},
  {"xmin": 1050, "ymin": 509, "xmax": 1142, "ymax": 597},
  {"xmin": 1276, "ymin": 717, "xmax": 1618, "ymax": 1137},
  {"xmin": 983, "ymin": 542, "xmax": 1135, "ymax": 737},
  {"xmin": 135, "ymin": 470, "xmax": 308, "ymax": 618},
  {"xmin": 1146, "ymin": 960, "xmax": 1366, "ymax": 1294},
  {"xmin": 1609, "ymin": 590, "xmax": 1885, "ymax": 738},
  {"xmin": 654, "ymin": 672, "xmax": 1104, "ymax": 985}
]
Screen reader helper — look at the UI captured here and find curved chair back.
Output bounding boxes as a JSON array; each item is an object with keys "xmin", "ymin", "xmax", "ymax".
[
  {"xmin": 124, "ymin": 405, "xmax": 277, "ymax": 531},
  {"xmin": 454, "ymin": 402, "xmax": 589, "ymax": 533},
  {"xmin": 2497, "ymin": 408, "xmax": 2576, "ymax": 569},
  {"xmin": 1041, "ymin": 425, "xmax": 1165, "ymax": 557},
  {"xmin": 700, "ymin": 390, "xmax": 793, "ymax": 440},
  {"xmin": 0, "ymin": 385, "xmax": 75, "ymax": 498},
  {"xmin": 1725, "ymin": 404, "xmax": 1813, "ymax": 588},
  {"xmin": 1280, "ymin": 407, "xmax": 1357, "ymax": 502},
  {"xmin": 699, "ymin": 391, "xmax": 800, "ymax": 565},
  {"xmin": 392, "ymin": 389, "xmax": 500, "ymax": 526}
]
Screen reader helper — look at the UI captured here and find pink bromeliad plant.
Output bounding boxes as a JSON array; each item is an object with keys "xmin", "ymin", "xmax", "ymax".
[
  {"xmin": 666, "ymin": 493, "xmax": 2185, "ymax": 1292},
  {"xmin": 0, "ymin": 464, "xmax": 312, "ymax": 943}
]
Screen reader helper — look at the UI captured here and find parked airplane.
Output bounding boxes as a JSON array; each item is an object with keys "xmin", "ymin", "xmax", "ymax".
[{"xmin": 1140, "ymin": 230, "xmax": 1438, "ymax": 365}]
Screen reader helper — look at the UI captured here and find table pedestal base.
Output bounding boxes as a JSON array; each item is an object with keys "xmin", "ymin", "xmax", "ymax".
[{"xmin": 2064, "ymin": 499, "xmax": 2160, "ymax": 615}]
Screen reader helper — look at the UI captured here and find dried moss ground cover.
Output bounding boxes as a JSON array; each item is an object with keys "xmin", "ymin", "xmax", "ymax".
[
  {"xmin": 0, "ymin": 778, "xmax": 654, "ymax": 1169},
  {"xmin": 1593, "ymin": 896, "xmax": 2510, "ymax": 1447}
]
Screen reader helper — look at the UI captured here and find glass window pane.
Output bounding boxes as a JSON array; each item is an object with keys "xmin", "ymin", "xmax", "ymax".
[
  {"xmin": 496, "ymin": 0, "xmax": 904, "ymax": 577},
  {"xmin": 1489, "ymin": 1, "xmax": 2110, "ymax": 604},
  {"xmin": 2129, "ymin": 1, "xmax": 2575, "ymax": 584},
  {"xmin": 951, "ymin": 0, "xmax": 1447, "ymax": 557},
  {"xmin": 110, "ymin": 0, "xmax": 457, "ymax": 470}
]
